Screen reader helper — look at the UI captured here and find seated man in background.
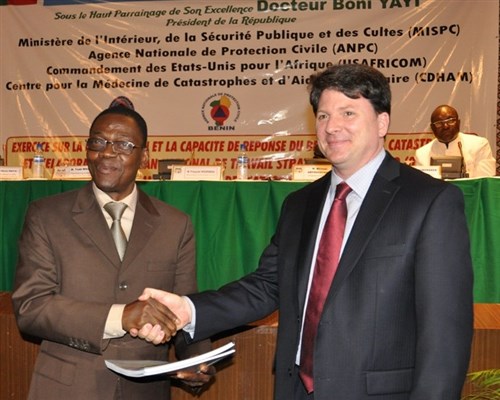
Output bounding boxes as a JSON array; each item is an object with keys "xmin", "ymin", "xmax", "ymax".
[{"xmin": 415, "ymin": 104, "xmax": 496, "ymax": 177}]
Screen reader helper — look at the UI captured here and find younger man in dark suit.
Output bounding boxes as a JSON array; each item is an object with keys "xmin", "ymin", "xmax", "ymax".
[{"xmin": 139, "ymin": 65, "xmax": 474, "ymax": 400}]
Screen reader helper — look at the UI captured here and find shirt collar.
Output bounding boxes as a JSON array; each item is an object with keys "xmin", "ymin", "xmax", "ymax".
[
  {"xmin": 330, "ymin": 149, "xmax": 386, "ymax": 199},
  {"xmin": 92, "ymin": 182, "xmax": 138, "ymax": 213}
]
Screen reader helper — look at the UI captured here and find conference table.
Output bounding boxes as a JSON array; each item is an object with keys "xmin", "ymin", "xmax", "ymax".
[{"xmin": 0, "ymin": 178, "xmax": 499, "ymax": 303}]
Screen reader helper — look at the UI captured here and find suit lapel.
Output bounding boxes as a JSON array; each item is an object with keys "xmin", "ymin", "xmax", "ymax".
[
  {"xmin": 329, "ymin": 155, "xmax": 401, "ymax": 297},
  {"xmin": 120, "ymin": 190, "xmax": 160, "ymax": 270},
  {"xmin": 296, "ymin": 175, "xmax": 331, "ymax": 312},
  {"xmin": 71, "ymin": 184, "xmax": 120, "ymax": 267},
  {"xmin": 71, "ymin": 185, "xmax": 160, "ymax": 269}
]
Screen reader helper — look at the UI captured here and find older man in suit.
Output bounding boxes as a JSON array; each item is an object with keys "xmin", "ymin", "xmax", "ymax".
[
  {"xmin": 12, "ymin": 104, "xmax": 214, "ymax": 399},
  {"xmin": 139, "ymin": 65, "xmax": 474, "ymax": 399}
]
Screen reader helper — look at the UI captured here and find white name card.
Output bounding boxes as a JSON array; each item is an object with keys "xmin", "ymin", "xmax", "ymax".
[
  {"xmin": 52, "ymin": 166, "xmax": 91, "ymax": 180},
  {"xmin": 292, "ymin": 164, "xmax": 332, "ymax": 181},
  {"xmin": 0, "ymin": 166, "xmax": 23, "ymax": 180},
  {"xmin": 412, "ymin": 165, "xmax": 442, "ymax": 179},
  {"xmin": 171, "ymin": 165, "xmax": 223, "ymax": 181}
]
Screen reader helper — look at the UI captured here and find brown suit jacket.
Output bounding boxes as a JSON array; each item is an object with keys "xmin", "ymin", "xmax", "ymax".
[{"xmin": 12, "ymin": 183, "xmax": 208, "ymax": 400}]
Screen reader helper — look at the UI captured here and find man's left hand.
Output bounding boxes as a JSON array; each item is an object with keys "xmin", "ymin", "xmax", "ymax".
[{"xmin": 175, "ymin": 363, "xmax": 216, "ymax": 395}]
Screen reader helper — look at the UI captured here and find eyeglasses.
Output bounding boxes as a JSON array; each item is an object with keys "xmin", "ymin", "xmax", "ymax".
[
  {"xmin": 86, "ymin": 137, "xmax": 141, "ymax": 155},
  {"xmin": 431, "ymin": 117, "xmax": 458, "ymax": 129}
]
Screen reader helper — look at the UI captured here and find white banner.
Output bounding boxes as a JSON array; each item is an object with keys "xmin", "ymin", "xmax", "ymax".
[{"xmin": 1, "ymin": 0, "xmax": 498, "ymax": 178}]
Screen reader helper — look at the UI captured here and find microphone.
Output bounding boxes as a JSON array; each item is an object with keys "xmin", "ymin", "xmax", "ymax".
[{"xmin": 457, "ymin": 141, "xmax": 469, "ymax": 178}]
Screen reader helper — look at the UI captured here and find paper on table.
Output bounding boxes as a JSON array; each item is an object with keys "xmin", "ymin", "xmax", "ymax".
[{"xmin": 105, "ymin": 341, "xmax": 235, "ymax": 378}]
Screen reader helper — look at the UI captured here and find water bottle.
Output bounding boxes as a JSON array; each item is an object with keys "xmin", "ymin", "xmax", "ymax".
[
  {"xmin": 32, "ymin": 143, "xmax": 45, "ymax": 179},
  {"xmin": 236, "ymin": 143, "xmax": 249, "ymax": 180}
]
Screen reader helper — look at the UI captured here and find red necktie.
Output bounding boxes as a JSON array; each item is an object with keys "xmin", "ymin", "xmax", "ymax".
[{"xmin": 299, "ymin": 182, "xmax": 352, "ymax": 393}]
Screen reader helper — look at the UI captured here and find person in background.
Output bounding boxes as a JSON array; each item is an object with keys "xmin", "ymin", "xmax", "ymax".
[
  {"xmin": 12, "ymin": 101, "xmax": 214, "ymax": 400},
  {"xmin": 415, "ymin": 104, "xmax": 496, "ymax": 177},
  {"xmin": 135, "ymin": 65, "xmax": 474, "ymax": 399},
  {"xmin": 110, "ymin": 95, "xmax": 135, "ymax": 110}
]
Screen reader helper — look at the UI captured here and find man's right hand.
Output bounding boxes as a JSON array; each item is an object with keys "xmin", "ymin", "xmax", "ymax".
[
  {"xmin": 140, "ymin": 288, "xmax": 193, "ymax": 328},
  {"xmin": 122, "ymin": 298, "xmax": 179, "ymax": 344},
  {"xmin": 129, "ymin": 289, "xmax": 193, "ymax": 343}
]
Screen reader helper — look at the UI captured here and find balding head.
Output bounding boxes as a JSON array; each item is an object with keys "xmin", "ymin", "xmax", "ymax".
[{"xmin": 430, "ymin": 105, "xmax": 460, "ymax": 144}]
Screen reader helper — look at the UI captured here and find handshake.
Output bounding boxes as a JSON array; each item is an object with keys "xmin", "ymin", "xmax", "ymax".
[
  {"xmin": 123, "ymin": 289, "xmax": 216, "ymax": 387},
  {"xmin": 123, "ymin": 288, "xmax": 191, "ymax": 345}
]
